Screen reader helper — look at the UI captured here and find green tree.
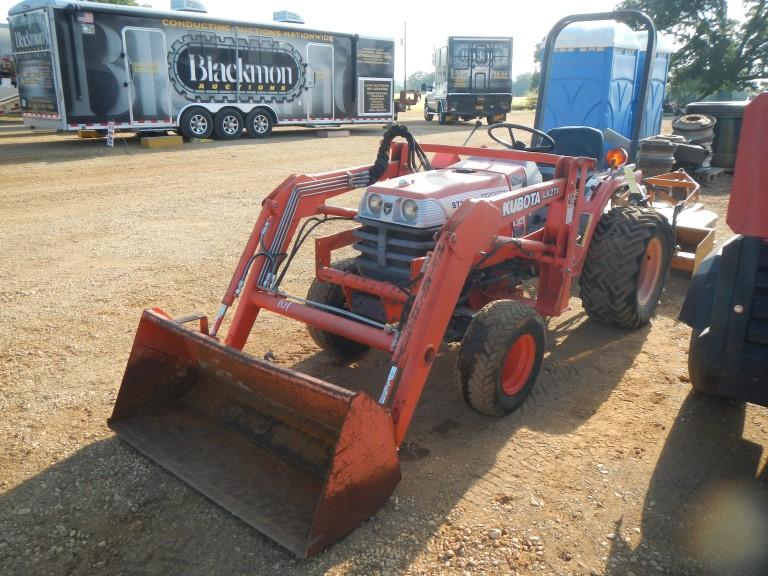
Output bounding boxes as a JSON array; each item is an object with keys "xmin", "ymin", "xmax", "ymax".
[
  {"xmin": 512, "ymin": 72, "xmax": 533, "ymax": 95},
  {"xmin": 529, "ymin": 39, "xmax": 545, "ymax": 92},
  {"xmin": 407, "ymin": 70, "xmax": 434, "ymax": 90},
  {"xmin": 617, "ymin": 0, "xmax": 767, "ymax": 98}
]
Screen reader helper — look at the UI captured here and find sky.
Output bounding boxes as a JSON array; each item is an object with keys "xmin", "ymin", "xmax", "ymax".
[{"xmin": 0, "ymin": 0, "xmax": 748, "ymax": 81}]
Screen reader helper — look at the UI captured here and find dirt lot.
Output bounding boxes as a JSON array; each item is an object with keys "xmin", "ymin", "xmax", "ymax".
[{"xmin": 1, "ymin": 110, "xmax": 766, "ymax": 576}]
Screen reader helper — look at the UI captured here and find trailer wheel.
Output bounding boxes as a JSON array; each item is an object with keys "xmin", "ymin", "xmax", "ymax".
[
  {"xmin": 456, "ymin": 300, "xmax": 546, "ymax": 416},
  {"xmin": 487, "ymin": 113, "xmax": 506, "ymax": 125},
  {"xmin": 246, "ymin": 108, "xmax": 274, "ymax": 138},
  {"xmin": 580, "ymin": 207, "xmax": 673, "ymax": 329},
  {"xmin": 306, "ymin": 259, "xmax": 370, "ymax": 360},
  {"xmin": 688, "ymin": 328, "xmax": 721, "ymax": 396},
  {"xmin": 214, "ymin": 108, "xmax": 244, "ymax": 140},
  {"xmin": 438, "ymin": 103, "xmax": 447, "ymax": 125},
  {"xmin": 179, "ymin": 107, "xmax": 213, "ymax": 139}
]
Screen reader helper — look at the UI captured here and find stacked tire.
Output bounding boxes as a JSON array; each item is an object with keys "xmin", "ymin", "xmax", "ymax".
[
  {"xmin": 685, "ymin": 101, "xmax": 748, "ymax": 170},
  {"xmin": 672, "ymin": 113, "xmax": 716, "ymax": 167}
]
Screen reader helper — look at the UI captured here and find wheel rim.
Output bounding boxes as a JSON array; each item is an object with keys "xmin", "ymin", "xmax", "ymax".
[
  {"xmin": 222, "ymin": 114, "xmax": 240, "ymax": 135},
  {"xmin": 638, "ymin": 237, "xmax": 663, "ymax": 306},
  {"xmin": 190, "ymin": 114, "xmax": 208, "ymax": 136},
  {"xmin": 252, "ymin": 114, "xmax": 269, "ymax": 134},
  {"xmin": 501, "ymin": 334, "xmax": 536, "ymax": 396}
]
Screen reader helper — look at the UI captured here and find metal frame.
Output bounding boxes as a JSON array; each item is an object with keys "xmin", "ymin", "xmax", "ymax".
[
  {"xmin": 533, "ymin": 10, "xmax": 657, "ymax": 161},
  {"xmin": 206, "ymin": 142, "xmax": 633, "ymax": 446}
]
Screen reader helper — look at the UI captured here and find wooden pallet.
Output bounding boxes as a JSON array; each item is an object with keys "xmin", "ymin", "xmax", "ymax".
[
  {"xmin": 692, "ymin": 166, "xmax": 725, "ymax": 184},
  {"xmin": 140, "ymin": 135, "xmax": 183, "ymax": 149}
]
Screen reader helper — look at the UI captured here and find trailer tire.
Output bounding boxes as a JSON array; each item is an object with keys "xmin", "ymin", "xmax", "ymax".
[
  {"xmin": 213, "ymin": 108, "xmax": 244, "ymax": 140},
  {"xmin": 179, "ymin": 107, "xmax": 213, "ymax": 140},
  {"xmin": 306, "ymin": 259, "xmax": 370, "ymax": 360},
  {"xmin": 487, "ymin": 113, "xmax": 506, "ymax": 125},
  {"xmin": 438, "ymin": 103, "xmax": 447, "ymax": 125},
  {"xmin": 580, "ymin": 207, "xmax": 673, "ymax": 329},
  {"xmin": 688, "ymin": 327, "xmax": 721, "ymax": 396},
  {"xmin": 456, "ymin": 300, "xmax": 546, "ymax": 416},
  {"xmin": 245, "ymin": 108, "xmax": 274, "ymax": 138}
]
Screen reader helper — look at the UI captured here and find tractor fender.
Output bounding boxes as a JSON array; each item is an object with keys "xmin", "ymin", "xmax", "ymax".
[{"xmin": 678, "ymin": 235, "xmax": 740, "ymax": 330}]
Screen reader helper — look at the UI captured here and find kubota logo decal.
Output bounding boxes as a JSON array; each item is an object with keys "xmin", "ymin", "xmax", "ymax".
[
  {"xmin": 501, "ymin": 186, "xmax": 559, "ymax": 217},
  {"xmin": 502, "ymin": 191, "xmax": 541, "ymax": 216}
]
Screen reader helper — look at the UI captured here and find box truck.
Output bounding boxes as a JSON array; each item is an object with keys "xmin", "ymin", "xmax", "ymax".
[{"xmin": 423, "ymin": 36, "xmax": 513, "ymax": 125}]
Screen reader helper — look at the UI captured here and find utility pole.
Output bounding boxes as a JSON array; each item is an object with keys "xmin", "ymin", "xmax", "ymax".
[{"xmin": 403, "ymin": 21, "xmax": 407, "ymax": 91}]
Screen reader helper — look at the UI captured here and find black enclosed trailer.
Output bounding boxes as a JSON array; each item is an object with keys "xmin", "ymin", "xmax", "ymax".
[
  {"xmin": 8, "ymin": 0, "xmax": 395, "ymax": 138},
  {"xmin": 423, "ymin": 36, "xmax": 513, "ymax": 125}
]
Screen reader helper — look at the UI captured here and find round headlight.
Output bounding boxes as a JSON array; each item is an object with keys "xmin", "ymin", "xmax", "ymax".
[
  {"xmin": 402, "ymin": 199, "xmax": 419, "ymax": 221},
  {"xmin": 367, "ymin": 193, "xmax": 383, "ymax": 214}
]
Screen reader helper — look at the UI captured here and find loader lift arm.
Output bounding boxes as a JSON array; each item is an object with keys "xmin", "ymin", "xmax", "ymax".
[{"xmin": 212, "ymin": 141, "xmax": 598, "ymax": 446}]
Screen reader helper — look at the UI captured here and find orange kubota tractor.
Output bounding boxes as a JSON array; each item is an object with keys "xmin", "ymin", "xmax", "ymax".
[{"xmin": 109, "ymin": 120, "xmax": 675, "ymax": 556}]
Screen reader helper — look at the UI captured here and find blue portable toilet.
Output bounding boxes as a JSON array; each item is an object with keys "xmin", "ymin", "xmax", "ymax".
[
  {"xmin": 633, "ymin": 31, "xmax": 674, "ymax": 138},
  {"xmin": 540, "ymin": 22, "xmax": 642, "ymax": 154}
]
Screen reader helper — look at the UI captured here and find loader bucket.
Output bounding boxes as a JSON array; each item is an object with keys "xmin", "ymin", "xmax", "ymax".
[{"xmin": 108, "ymin": 309, "xmax": 401, "ymax": 558}]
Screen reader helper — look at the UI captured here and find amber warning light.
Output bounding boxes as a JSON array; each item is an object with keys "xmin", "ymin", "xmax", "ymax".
[{"xmin": 606, "ymin": 147, "xmax": 629, "ymax": 170}]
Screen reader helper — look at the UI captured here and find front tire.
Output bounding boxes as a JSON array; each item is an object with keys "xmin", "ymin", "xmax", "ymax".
[
  {"xmin": 424, "ymin": 105, "xmax": 434, "ymax": 122},
  {"xmin": 306, "ymin": 259, "xmax": 370, "ymax": 360},
  {"xmin": 179, "ymin": 107, "xmax": 213, "ymax": 140},
  {"xmin": 456, "ymin": 301, "xmax": 546, "ymax": 416},
  {"xmin": 246, "ymin": 108, "xmax": 274, "ymax": 138},
  {"xmin": 580, "ymin": 207, "xmax": 673, "ymax": 329},
  {"xmin": 214, "ymin": 108, "xmax": 244, "ymax": 140}
]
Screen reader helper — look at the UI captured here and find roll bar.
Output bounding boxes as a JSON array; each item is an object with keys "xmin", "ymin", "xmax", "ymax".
[{"xmin": 533, "ymin": 11, "xmax": 657, "ymax": 161}]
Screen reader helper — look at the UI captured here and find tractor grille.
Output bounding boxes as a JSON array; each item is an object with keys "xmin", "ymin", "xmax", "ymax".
[{"xmin": 353, "ymin": 218, "xmax": 439, "ymax": 283}]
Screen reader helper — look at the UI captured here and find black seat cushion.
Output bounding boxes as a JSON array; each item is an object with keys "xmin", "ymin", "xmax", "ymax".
[
  {"xmin": 547, "ymin": 126, "xmax": 604, "ymax": 165},
  {"xmin": 538, "ymin": 126, "xmax": 605, "ymax": 181}
]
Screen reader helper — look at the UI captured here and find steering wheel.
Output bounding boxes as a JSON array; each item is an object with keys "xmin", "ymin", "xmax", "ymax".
[{"xmin": 487, "ymin": 123, "xmax": 555, "ymax": 153}]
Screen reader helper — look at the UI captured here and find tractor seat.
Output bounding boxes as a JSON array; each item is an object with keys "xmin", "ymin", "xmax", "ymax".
[{"xmin": 539, "ymin": 126, "xmax": 605, "ymax": 180}]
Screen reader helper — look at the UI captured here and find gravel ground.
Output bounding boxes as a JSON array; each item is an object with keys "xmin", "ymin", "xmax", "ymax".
[{"xmin": 1, "ymin": 110, "xmax": 766, "ymax": 576}]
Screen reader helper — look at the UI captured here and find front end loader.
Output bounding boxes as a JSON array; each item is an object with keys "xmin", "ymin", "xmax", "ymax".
[{"xmin": 110, "ymin": 121, "xmax": 674, "ymax": 557}]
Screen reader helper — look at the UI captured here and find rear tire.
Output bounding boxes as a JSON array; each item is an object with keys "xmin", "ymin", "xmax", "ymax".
[
  {"xmin": 214, "ymin": 108, "xmax": 244, "ymax": 140},
  {"xmin": 580, "ymin": 207, "xmax": 673, "ymax": 329},
  {"xmin": 245, "ymin": 108, "xmax": 274, "ymax": 138},
  {"xmin": 179, "ymin": 107, "xmax": 213, "ymax": 140},
  {"xmin": 688, "ymin": 328, "xmax": 721, "ymax": 396},
  {"xmin": 456, "ymin": 300, "xmax": 546, "ymax": 416},
  {"xmin": 306, "ymin": 259, "xmax": 370, "ymax": 360}
]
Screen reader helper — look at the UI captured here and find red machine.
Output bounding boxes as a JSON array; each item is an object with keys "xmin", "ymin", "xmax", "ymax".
[
  {"xmin": 110, "ymin": 123, "xmax": 673, "ymax": 557},
  {"xmin": 680, "ymin": 93, "xmax": 768, "ymax": 404}
]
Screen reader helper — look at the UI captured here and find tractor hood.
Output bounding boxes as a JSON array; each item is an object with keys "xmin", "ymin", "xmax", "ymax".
[{"xmin": 359, "ymin": 157, "xmax": 542, "ymax": 228}]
